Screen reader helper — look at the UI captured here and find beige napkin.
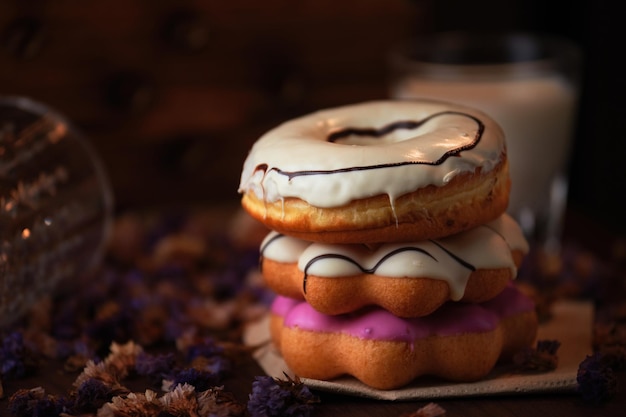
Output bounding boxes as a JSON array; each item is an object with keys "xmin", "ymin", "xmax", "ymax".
[{"xmin": 243, "ymin": 300, "xmax": 593, "ymax": 400}]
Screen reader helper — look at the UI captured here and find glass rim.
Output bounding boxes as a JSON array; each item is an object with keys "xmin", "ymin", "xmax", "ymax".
[
  {"xmin": 0, "ymin": 94, "xmax": 115, "ymax": 234},
  {"xmin": 389, "ymin": 31, "xmax": 582, "ymax": 80}
]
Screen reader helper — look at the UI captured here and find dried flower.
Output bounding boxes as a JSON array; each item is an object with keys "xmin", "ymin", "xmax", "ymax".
[
  {"xmin": 0, "ymin": 332, "xmax": 39, "ymax": 379},
  {"xmin": 400, "ymin": 402, "xmax": 447, "ymax": 417},
  {"xmin": 247, "ymin": 374, "xmax": 319, "ymax": 417},
  {"xmin": 97, "ymin": 390, "xmax": 162, "ymax": 417},
  {"xmin": 1, "ymin": 208, "xmax": 290, "ymax": 416},
  {"xmin": 71, "ymin": 377, "xmax": 129, "ymax": 414},
  {"xmin": 185, "ymin": 336, "xmax": 224, "ymax": 361},
  {"xmin": 196, "ymin": 386, "xmax": 247, "ymax": 417},
  {"xmin": 593, "ymin": 320, "xmax": 626, "ymax": 348},
  {"xmin": 64, "ymin": 352, "xmax": 92, "ymax": 373},
  {"xmin": 576, "ymin": 352, "xmax": 618, "ymax": 405},
  {"xmin": 595, "ymin": 344, "xmax": 626, "ymax": 371},
  {"xmin": 163, "ymin": 368, "xmax": 222, "ymax": 392},
  {"xmin": 592, "ymin": 320, "xmax": 626, "ymax": 371},
  {"xmin": 104, "ymin": 341, "xmax": 143, "ymax": 375},
  {"xmin": 73, "ymin": 360, "xmax": 124, "ymax": 390},
  {"xmin": 190, "ymin": 354, "xmax": 231, "ymax": 379},
  {"xmin": 135, "ymin": 351, "xmax": 177, "ymax": 382},
  {"xmin": 96, "ymin": 385, "xmax": 246, "ymax": 417},
  {"xmin": 178, "ymin": 334, "xmax": 232, "ymax": 378},
  {"xmin": 513, "ymin": 339, "xmax": 560, "ymax": 372},
  {"xmin": 160, "ymin": 383, "xmax": 200, "ymax": 415},
  {"xmin": 8, "ymin": 387, "xmax": 70, "ymax": 417}
]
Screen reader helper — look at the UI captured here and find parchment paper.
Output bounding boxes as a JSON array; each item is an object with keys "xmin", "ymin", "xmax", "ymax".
[{"xmin": 243, "ymin": 300, "xmax": 593, "ymax": 400}]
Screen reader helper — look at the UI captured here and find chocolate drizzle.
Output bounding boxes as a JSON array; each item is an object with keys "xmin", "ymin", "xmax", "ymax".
[
  {"xmin": 429, "ymin": 240, "xmax": 476, "ymax": 272},
  {"xmin": 260, "ymin": 233, "xmax": 480, "ymax": 295},
  {"xmin": 258, "ymin": 231, "xmax": 285, "ymax": 274},
  {"xmin": 253, "ymin": 111, "xmax": 484, "ymax": 179},
  {"xmin": 327, "ymin": 120, "xmax": 423, "ymax": 143}
]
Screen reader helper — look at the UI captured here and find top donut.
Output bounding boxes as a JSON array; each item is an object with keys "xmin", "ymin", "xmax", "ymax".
[{"xmin": 238, "ymin": 99, "xmax": 510, "ymax": 244}]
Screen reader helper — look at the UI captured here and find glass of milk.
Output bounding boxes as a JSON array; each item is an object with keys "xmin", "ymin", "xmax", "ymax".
[{"xmin": 389, "ymin": 32, "xmax": 582, "ymax": 250}]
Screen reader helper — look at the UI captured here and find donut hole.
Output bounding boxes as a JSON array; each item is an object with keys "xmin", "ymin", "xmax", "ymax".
[{"xmin": 327, "ymin": 120, "xmax": 422, "ymax": 146}]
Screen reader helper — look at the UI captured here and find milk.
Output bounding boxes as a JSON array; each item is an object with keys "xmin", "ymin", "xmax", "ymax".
[{"xmin": 391, "ymin": 75, "xmax": 578, "ymax": 241}]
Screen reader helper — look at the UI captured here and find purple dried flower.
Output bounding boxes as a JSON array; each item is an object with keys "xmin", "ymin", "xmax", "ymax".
[
  {"xmin": 160, "ymin": 383, "xmax": 200, "ymax": 415},
  {"xmin": 577, "ymin": 352, "xmax": 618, "ymax": 405},
  {"xmin": 593, "ymin": 320, "xmax": 626, "ymax": 371},
  {"xmin": 596, "ymin": 344, "xmax": 626, "ymax": 371},
  {"xmin": 185, "ymin": 352, "xmax": 232, "ymax": 385},
  {"xmin": 182, "ymin": 336, "xmax": 232, "ymax": 378},
  {"xmin": 8, "ymin": 387, "xmax": 70, "ymax": 417},
  {"xmin": 513, "ymin": 339, "xmax": 560, "ymax": 372},
  {"xmin": 71, "ymin": 377, "xmax": 127, "ymax": 414},
  {"xmin": 196, "ymin": 386, "xmax": 247, "ymax": 416},
  {"xmin": 168, "ymin": 367, "xmax": 221, "ymax": 391},
  {"xmin": 186, "ymin": 337, "xmax": 224, "ymax": 361},
  {"xmin": 98, "ymin": 389, "xmax": 162, "ymax": 416},
  {"xmin": 247, "ymin": 374, "xmax": 319, "ymax": 417},
  {"xmin": 536, "ymin": 340, "xmax": 561, "ymax": 355},
  {"xmin": 0, "ymin": 332, "xmax": 39, "ymax": 379},
  {"xmin": 135, "ymin": 351, "xmax": 177, "ymax": 382},
  {"xmin": 196, "ymin": 354, "xmax": 231, "ymax": 376}
]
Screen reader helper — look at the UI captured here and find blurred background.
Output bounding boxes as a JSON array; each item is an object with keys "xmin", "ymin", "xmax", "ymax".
[{"xmin": 1, "ymin": 0, "xmax": 624, "ymax": 234}]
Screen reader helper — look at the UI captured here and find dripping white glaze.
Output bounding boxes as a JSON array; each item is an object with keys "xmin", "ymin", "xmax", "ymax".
[
  {"xmin": 239, "ymin": 100, "xmax": 505, "ymax": 209},
  {"xmin": 260, "ymin": 213, "xmax": 527, "ymax": 301}
]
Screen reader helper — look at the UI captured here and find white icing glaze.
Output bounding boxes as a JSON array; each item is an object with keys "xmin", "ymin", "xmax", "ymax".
[
  {"xmin": 239, "ymin": 99, "xmax": 505, "ymax": 208},
  {"xmin": 260, "ymin": 214, "xmax": 527, "ymax": 300}
]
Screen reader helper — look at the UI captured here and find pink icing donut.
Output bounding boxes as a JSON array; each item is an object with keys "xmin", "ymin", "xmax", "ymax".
[{"xmin": 270, "ymin": 285, "xmax": 538, "ymax": 389}]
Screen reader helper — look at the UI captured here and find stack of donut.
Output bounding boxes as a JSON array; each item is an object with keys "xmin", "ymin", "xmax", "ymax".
[{"xmin": 238, "ymin": 99, "xmax": 538, "ymax": 390}]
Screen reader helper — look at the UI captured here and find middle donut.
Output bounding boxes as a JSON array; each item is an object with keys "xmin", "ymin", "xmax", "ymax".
[{"xmin": 259, "ymin": 213, "xmax": 529, "ymax": 318}]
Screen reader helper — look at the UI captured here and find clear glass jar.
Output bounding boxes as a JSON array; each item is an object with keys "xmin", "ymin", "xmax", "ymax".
[{"xmin": 0, "ymin": 96, "xmax": 114, "ymax": 327}]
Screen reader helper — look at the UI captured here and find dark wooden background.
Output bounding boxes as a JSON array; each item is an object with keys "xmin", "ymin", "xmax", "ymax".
[{"xmin": 1, "ymin": 0, "xmax": 624, "ymax": 233}]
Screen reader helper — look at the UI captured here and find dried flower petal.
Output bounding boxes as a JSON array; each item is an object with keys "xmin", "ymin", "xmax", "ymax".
[
  {"xmin": 73, "ymin": 360, "xmax": 125, "ymax": 390},
  {"xmin": 97, "ymin": 390, "xmax": 162, "ymax": 417},
  {"xmin": 163, "ymin": 368, "xmax": 222, "ymax": 392},
  {"xmin": 577, "ymin": 352, "xmax": 618, "ymax": 405},
  {"xmin": 247, "ymin": 374, "xmax": 319, "ymax": 417},
  {"xmin": 135, "ymin": 351, "xmax": 177, "ymax": 382},
  {"xmin": 64, "ymin": 353, "xmax": 91, "ymax": 373},
  {"xmin": 596, "ymin": 344, "xmax": 626, "ymax": 371},
  {"xmin": 71, "ymin": 377, "xmax": 129, "ymax": 414},
  {"xmin": 0, "ymin": 332, "xmax": 39, "ymax": 379},
  {"xmin": 104, "ymin": 341, "xmax": 143, "ymax": 376},
  {"xmin": 160, "ymin": 383, "xmax": 199, "ymax": 415},
  {"xmin": 400, "ymin": 402, "xmax": 447, "ymax": 417},
  {"xmin": 196, "ymin": 386, "xmax": 246, "ymax": 417},
  {"xmin": 185, "ymin": 337, "xmax": 224, "ymax": 361},
  {"xmin": 8, "ymin": 387, "xmax": 70, "ymax": 417},
  {"xmin": 190, "ymin": 355, "xmax": 231, "ymax": 378},
  {"xmin": 513, "ymin": 339, "xmax": 560, "ymax": 372},
  {"xmin": 536, "ymin": 340, "xmax": 561, "ymax": 355}
]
